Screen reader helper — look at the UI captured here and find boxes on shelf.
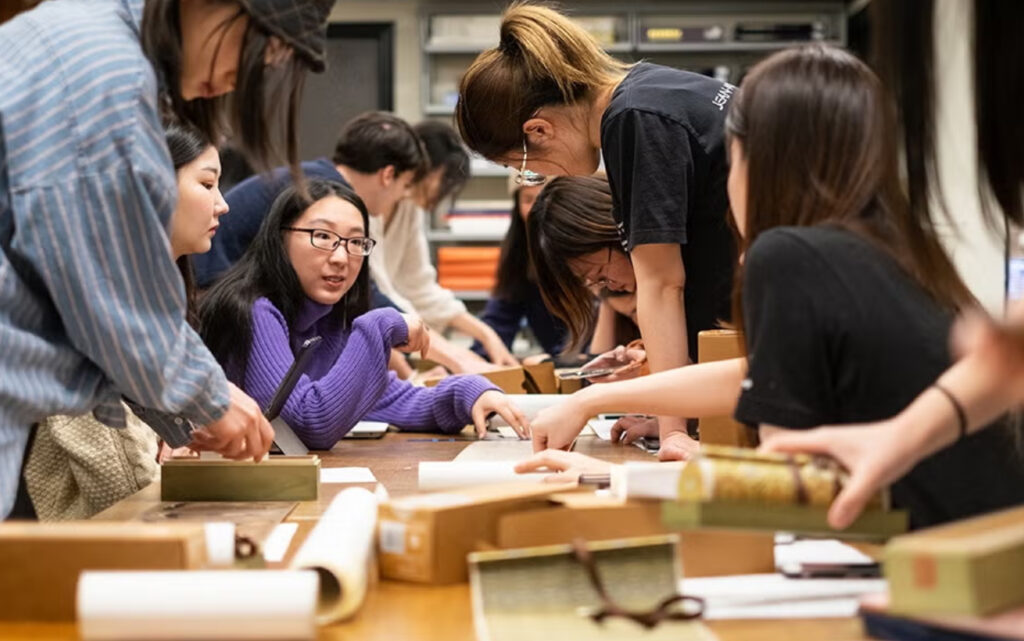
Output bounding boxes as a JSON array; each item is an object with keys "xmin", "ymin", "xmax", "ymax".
[
  {"xmin": 444, "ymin": 200, "xmax": 511, "ymax": 236},
  {"xmin": 428, "ymin": 14, "xmax": 501, "ymax": 48},
  {"xmin": 437, "ymin": 246, "xmax": 501, "ymax": 292}
]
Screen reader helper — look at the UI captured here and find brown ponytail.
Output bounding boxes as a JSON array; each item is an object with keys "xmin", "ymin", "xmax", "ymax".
[{"xmin": 456, "ymin": 3, "xmax": 629, "ymax": 161}]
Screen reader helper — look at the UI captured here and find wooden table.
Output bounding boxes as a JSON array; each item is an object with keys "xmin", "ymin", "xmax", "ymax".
[{"xmin": 0, "ymin": 432, "xmax": 869, "ymax": 641}]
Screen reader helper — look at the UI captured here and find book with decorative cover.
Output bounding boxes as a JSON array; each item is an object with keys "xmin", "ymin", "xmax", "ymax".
[
  {"xmin": 469, "ymin": 536, "xmax": 716, "ymax": 641},
  {"xmin": 661, "ymin": 445, "xmax": 907, "ymax": 540}
]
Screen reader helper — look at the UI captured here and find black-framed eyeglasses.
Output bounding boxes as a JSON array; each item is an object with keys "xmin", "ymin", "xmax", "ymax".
[
  {"xmin": 282, "ymin": 227, "xmax": 376, "ymax": 256},
  {"xmin": 515, "ymin": 138, "xmax": 547, "ymax": 187}
]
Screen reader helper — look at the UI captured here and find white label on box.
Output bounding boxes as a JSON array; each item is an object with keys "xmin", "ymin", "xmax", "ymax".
[{"xmin": 379, "ymin": 520, "xmax": 407, "ymax": 555}]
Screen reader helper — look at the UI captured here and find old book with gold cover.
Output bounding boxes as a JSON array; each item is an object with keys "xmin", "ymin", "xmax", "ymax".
[{"xmin": 662, "ymin": 445, "xmax": 907, "ymax": 540}]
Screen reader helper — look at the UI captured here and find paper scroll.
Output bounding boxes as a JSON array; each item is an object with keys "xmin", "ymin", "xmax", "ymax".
[
  {"xmin": 77, "ymin": 570, "xmax": 318, "ymax": 640},
  {"xmin": 419, "ymin": 461, "xmax": 548, "ymax": 491},
  {"xmin": 488, "ymin": 394, "xmax": 567, "ymax": 425},
  {"xmin": 289, "ymin": 487, "xmax": 378, "ymax": 623}
]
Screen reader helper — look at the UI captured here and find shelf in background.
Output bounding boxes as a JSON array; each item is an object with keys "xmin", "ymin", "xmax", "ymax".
[
  {"xmin": 469, "ymin": 157, "xmax": 511, "ymax": 178},
  {"xmin": 635, "ymin": 39, "xmax": 843, "ymax": 54},
  {"xmin": 426, "ymin": 41, "xmax": 632, "ymax": 55},
  {"xmin": 427, "ymin": 229, "xmax": 506, "ymax": 243},
  {"xmin": 425, "ymin": 104, "xmax": 455, "ymax": 116},
  {"xmin": 451, "ymin": 290, "xmax": 492, "ymax": 302}
]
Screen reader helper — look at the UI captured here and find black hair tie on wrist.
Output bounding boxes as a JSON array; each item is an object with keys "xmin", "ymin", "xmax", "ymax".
[{"xmin": 932, "ymin": 383, "xmax": 968, "ymax": 441}]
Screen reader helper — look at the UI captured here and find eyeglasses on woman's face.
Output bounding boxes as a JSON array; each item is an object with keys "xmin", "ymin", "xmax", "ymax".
[
  {"xmin": 282, "ymin": 227, "xmax": 376, "ymax": 256},
  {"xmin": 577, "ymin": 246, "xmax": 615, "ymax": 289}
]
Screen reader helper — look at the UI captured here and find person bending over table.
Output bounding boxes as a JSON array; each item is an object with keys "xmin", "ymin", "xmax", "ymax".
[
  {"xmin": 456, "ymin": 4, "xmax": 737, "ymax": 460},
  {"xmin": 517, "ymin": 44, "xmax": 1024, "ymax": 530}
]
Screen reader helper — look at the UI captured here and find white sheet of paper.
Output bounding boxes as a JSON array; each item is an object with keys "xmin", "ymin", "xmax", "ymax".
[
  {"xmin": 262, "ymin": 523, "xmax": 299, "ymax": 563},
  {"xmin": 453, "ymin": 439, "xmax": 536, "ymax": 462},
  {"xmin": 587, "ymin": 418, "xmax": 618, "ymax": 441},
  {"xmin": 681, "ymin": 573, "xmax": 886, "ymax": 619},
  {"xmin": 343, "ymin": 421, "xmax": 389, "ymax": 436},
  {"xmin": 320, "ymin": 467, "xmax": 377, "ymax": 484}
]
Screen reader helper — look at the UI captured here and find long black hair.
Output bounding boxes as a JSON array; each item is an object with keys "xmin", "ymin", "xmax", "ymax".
[
  {"xmin": 493, "ymin": 187, "xmax": 532, "ymax": 303},
  {"xmin": 165, "ymin": 122, "xmax": 214, "ymax": 328},
  {"xmin": 199, "ymin": 179, "xmax": 372, "ymax": 382},
  {"xmin": 142, "ymin": 0, "xmax": 310, "ymax": 182}
]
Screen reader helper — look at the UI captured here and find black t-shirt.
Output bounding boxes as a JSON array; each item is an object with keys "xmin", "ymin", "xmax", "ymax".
[
  {"xmin": 601, "ymin": 63, "xmax": 737, "ymax": 359},
  {"xmin": 735, "ymin": 225, "xmax": 1024, "ymax": 529}
]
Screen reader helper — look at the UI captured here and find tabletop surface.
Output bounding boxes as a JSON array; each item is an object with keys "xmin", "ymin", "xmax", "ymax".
[{"xmin": 0, "ymin": 430, "xmax": 869, "ymax": 641}]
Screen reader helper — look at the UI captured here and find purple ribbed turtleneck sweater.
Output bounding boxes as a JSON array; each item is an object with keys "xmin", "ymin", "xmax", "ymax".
[{"xmin": 237, "ymin": 297, "xmax": 497, "ymax": 450}]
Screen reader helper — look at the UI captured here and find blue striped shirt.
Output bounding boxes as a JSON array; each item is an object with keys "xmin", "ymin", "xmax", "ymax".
[{"xmin": 0, "ymin": 0, "xmax": 230, "ymax": 518}]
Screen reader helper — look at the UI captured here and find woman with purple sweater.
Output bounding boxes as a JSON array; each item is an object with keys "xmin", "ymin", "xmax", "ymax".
[{"xmin": 200, "ymin": 179, "xmax": 529, "ymax": 450}]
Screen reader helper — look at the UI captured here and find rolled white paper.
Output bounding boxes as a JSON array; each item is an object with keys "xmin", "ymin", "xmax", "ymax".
[
  {"xmin": 610, "ymin": 461, "xmax": 687, "ymax": 500},
  {"xmin": 487, "ymin": 394, "xmax": 566, "ymax": 425},
  {"xmin": 418, "ymin": 461, "xmax": 548, "ymax": 491},
  {"xmin": 289, "ymin": 487, "xmax": 378, "ymax": 624},
  {"xmin": 77, "ymin": 570, "xmax": 318, "ymax": 640}
]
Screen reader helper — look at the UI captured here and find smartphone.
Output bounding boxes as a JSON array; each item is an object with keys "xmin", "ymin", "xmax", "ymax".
[
  {"xmin": 556, "ymin": 367, "xmax": 616, "ymax": 380},
  {"xmin": 780, "ymin": 561, "xmax": 881, "ymax": 579}
]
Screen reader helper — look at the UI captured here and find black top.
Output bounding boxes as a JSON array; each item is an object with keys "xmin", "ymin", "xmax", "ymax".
[
  {"xmin": 192, "ymin": 158, "xmax": 398, "ymax": 311},
  {"xmin": 601, "ymin": 63, "xmax": 738, "ymax": 359},
  {"xmin": 735, "ymin": 226, "xmax": 1024, "ymax": 529}
]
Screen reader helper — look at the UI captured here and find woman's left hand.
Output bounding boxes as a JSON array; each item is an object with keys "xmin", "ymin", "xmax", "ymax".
[{"xmin": 471, "ymin": 390, "xmax": 530, "ymax": 439}]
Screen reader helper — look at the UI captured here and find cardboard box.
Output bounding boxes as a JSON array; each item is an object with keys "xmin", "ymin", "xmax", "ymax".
[
  {"xmin": 522, "ymin": 361, "xmax": 558, "ymax": 394},
  {"xmin": 495, "ymin": 494, "xmax": 774, "ymax": 577},
  {"xmin": 885, "ymin": 505, "xmax": 1024, "ymax": 616},
  {"xmin": 377, "ymin": 484, "xmax": 569, "ymax": 584},
  {"xmin": 426, "ymin": 362, "xmax": 571, "ymax": 395},
  {"xmin": 0, "ymin": 522, "xmax": 207, "ymax": 621},
  {"xmin": 696, "ymin": 329, "xmax": 755, "ymax": 447},
  {"xmin": 161, "ymin": 455, "xmax": 320, "ymax": 502}
]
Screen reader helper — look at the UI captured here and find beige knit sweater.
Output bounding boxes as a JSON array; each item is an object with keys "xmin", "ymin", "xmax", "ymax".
[
  {"xmin": 368, "ymin": 199, "xmax": 468, "ymax": 329},
  {"xmin": 24, "ymin": 403, "xmax": 158, "ymax": 521}
]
